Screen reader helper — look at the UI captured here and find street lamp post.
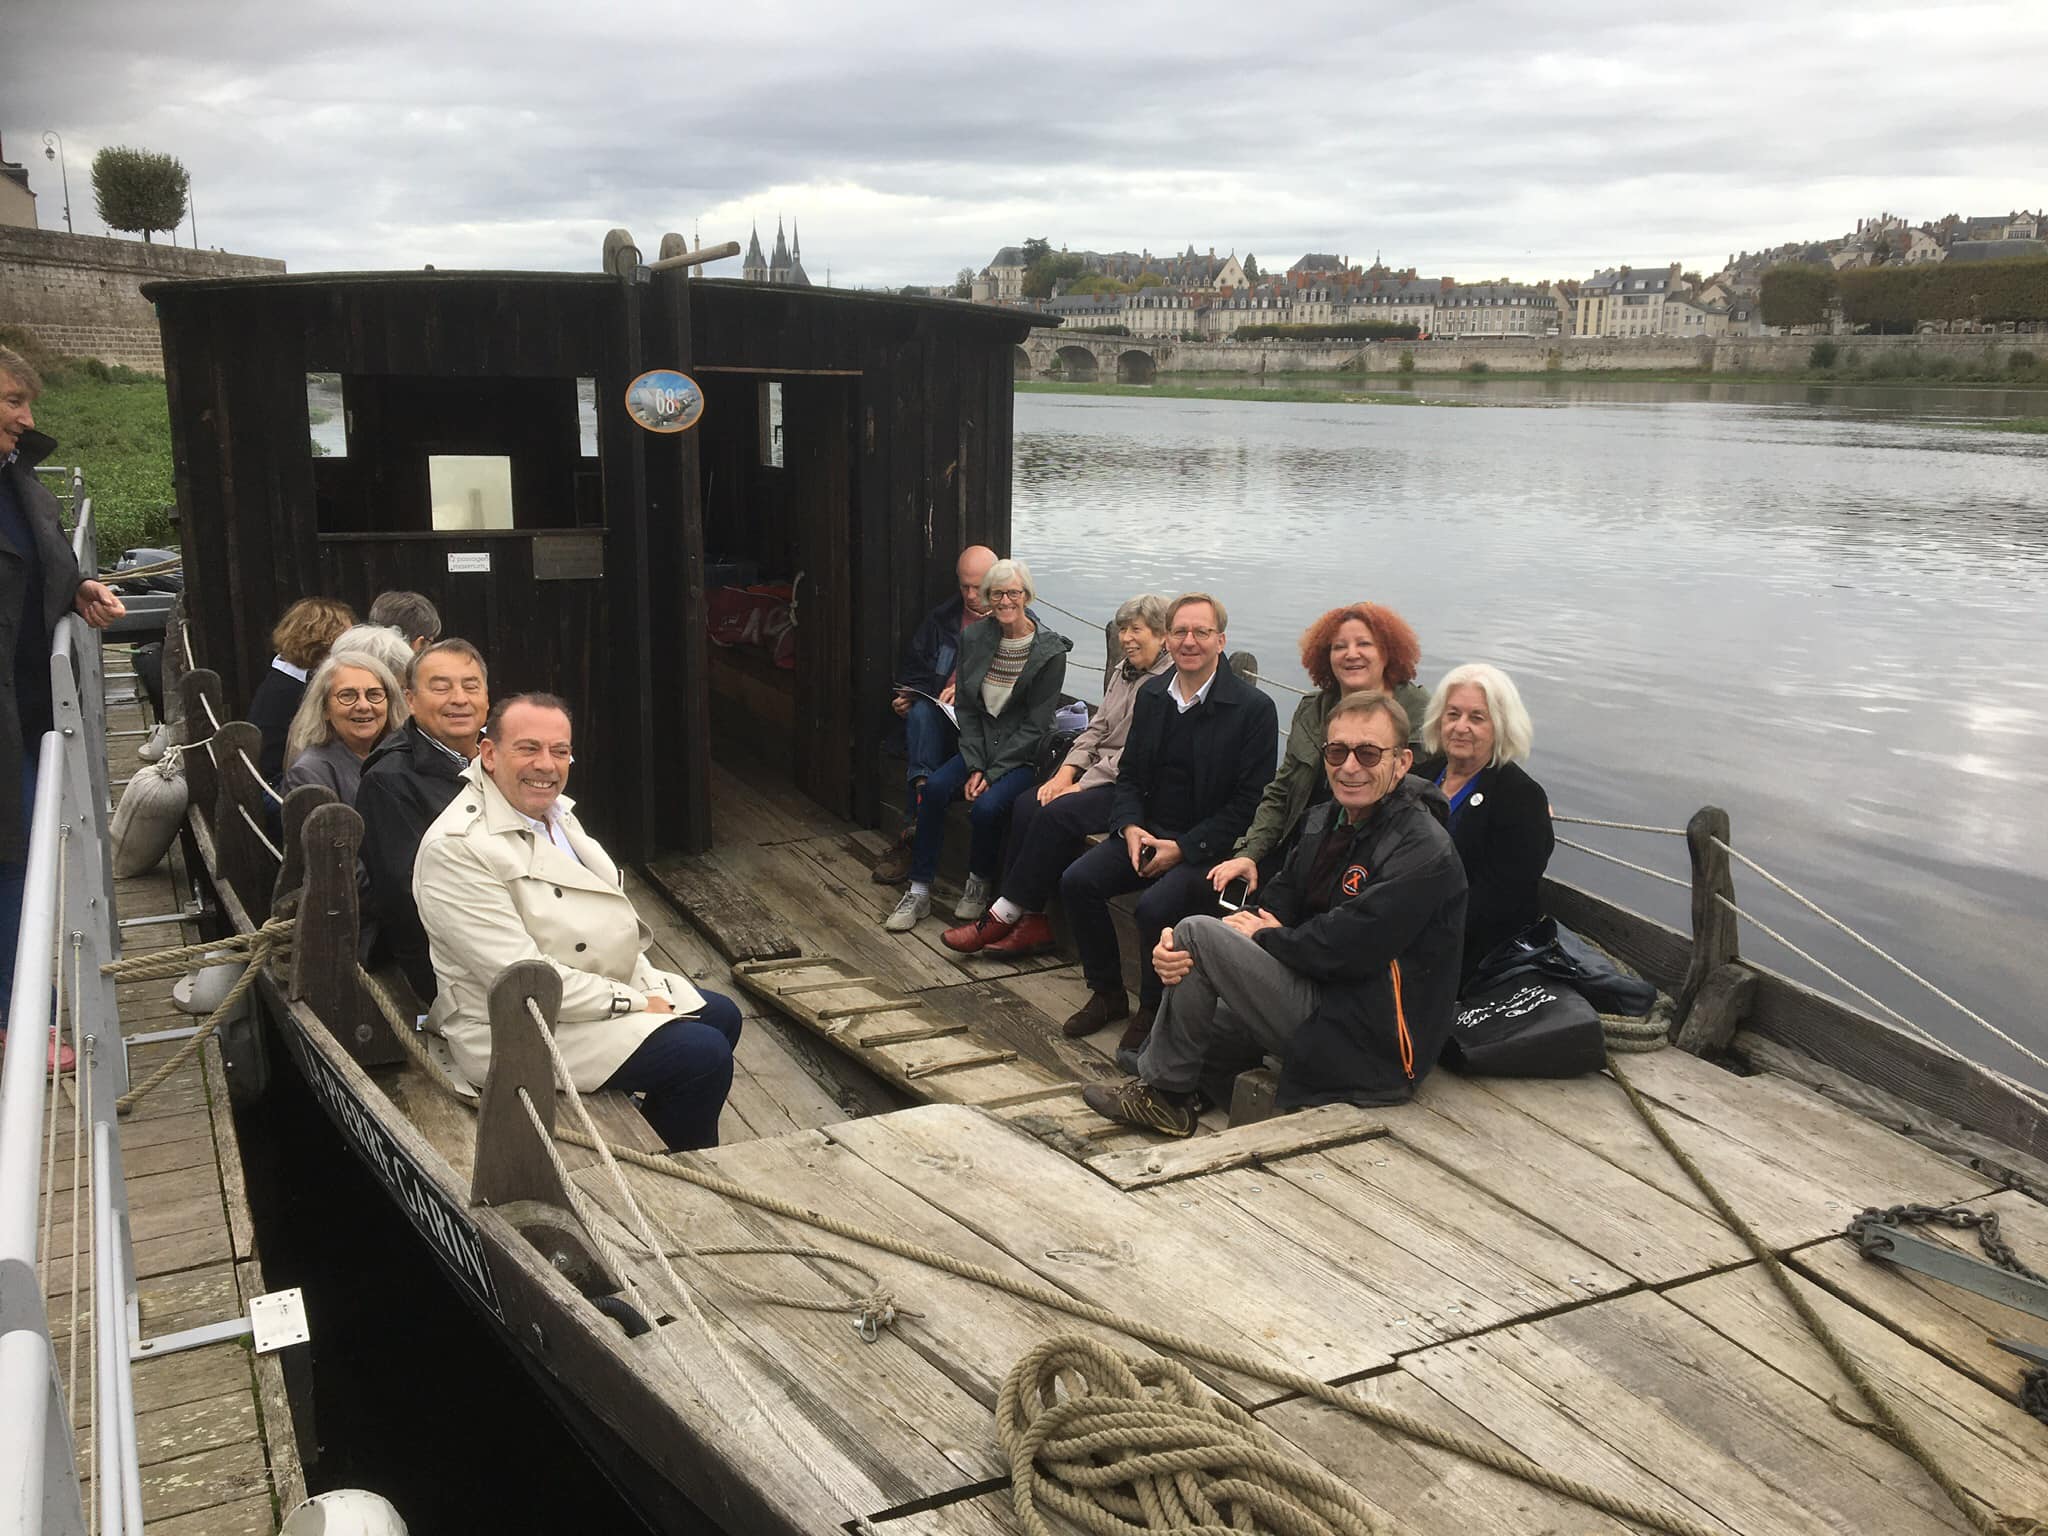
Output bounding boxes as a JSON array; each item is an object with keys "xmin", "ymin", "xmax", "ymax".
[{"xmin": 41, "ymin": 131, "xmax": 72, "ymax": 234}]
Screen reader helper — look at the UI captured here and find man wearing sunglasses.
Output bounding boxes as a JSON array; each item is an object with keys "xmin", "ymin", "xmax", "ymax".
[{"xmin": 1083, "ymin": 690, "xmax": 1467, "ymax": 1138}]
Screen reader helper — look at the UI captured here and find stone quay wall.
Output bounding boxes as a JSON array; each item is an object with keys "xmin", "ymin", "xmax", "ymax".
[
  {"xmin": 1129, "ymin": 331, "xmax": 2040, "ymax": 376},
  {"xmin": 0, "ymin": 226, "xmax": 285, "ymax": 372}
]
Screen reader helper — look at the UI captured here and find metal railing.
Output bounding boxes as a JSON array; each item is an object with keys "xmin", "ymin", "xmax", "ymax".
[{"xmin": 0, "ymin": 476, "xmax": 146, "ymax": 1535}]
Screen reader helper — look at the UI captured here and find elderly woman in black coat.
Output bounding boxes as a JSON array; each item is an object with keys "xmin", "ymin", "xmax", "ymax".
[{"xmin": 1421, "ymin": 663, "xmax": 1554, "ymax": 988}]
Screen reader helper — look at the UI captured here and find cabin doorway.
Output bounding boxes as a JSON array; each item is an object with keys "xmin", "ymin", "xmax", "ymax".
[{"xmin": 696, "ymin": 372, "xmax": 860, "ymax": 819}]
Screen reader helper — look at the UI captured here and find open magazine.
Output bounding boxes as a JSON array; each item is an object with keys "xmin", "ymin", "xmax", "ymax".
[{"xmin": 896, "ymin": 687, "xmax": 958, "ymax": 726}]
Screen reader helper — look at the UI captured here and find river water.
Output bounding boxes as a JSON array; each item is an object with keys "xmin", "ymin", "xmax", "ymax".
[{"xmin": 1011, "ymin": 382, "xmax": 2048, "ymax": 1088}]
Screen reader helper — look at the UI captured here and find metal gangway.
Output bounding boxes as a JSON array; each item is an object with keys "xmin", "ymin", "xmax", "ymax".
[{"xmin": 0, "ymin": 472, "xmax": 143, "ymax": 1534}]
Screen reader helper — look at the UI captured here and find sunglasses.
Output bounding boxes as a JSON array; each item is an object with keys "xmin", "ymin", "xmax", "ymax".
[{"xmin": 1320, "ymin": 741, "xmax": 1399, "ymax": 769}]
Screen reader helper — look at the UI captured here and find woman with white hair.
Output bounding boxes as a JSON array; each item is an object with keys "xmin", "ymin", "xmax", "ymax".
[
  {"xmin": 326, "ymin": 623, "xmax": 417, "ymax": 685},
  {"xmin": 884, "ymin": 558, "xmax": 1071, "ymax": 932},
  {"xmin": 282, "ymin": 649, "xmax": 410, "ymax": 804},
  {"xmin": 1422, "ymin": 662, "xmax": 1554, "ymax": 987}
]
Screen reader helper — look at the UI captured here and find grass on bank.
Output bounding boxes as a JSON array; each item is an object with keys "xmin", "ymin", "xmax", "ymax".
[{"xmin": 2, "ymin": 326, "xmax": 175, "ymax": 561}]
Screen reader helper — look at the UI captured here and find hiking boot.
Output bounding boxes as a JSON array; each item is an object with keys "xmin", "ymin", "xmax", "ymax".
[
  {"xmin": 883, "ymin": 890, "xmax": 931, "ymax": 932},
  {"xmin": 0, "ymin": 1029, "xmax": 77, "ymax": 1074},
  {"xmin": 1081, "ymin": 1079, "xmax": 1196, "ymax": 1138},
  {"xmin": 953, "ymin": 874, "xmax": 994, "ymax": 922},
  {"xmin": 942, "ymin": 912, "xmax": 1016, "ymax": 954},
  {"xmin": 1061, "ymin": 988, "xmax": 1129, "ymax": 1039},
  {"xmin": 982, "ymin": 912, "xmax": 1055, "ymax": 958},
  {"xmin": 871, "ymin": 830, "xmax": 915, "ymax": 885},
  {"xmin": 1113, "ymin": 1004, "xmax": 1156, "ymax": 1076}
]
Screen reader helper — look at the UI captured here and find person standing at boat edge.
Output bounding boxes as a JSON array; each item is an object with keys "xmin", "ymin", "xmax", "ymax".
[
  {"xmin": 357, "ymin": 638, "xmax": 489, "ymax": 1003},
  {"xmin": 872, "ymin": 544, "xmax": 997, "ymax": 885},
  {"xmin": 413, "ymin": 693, "xmax": 742, "ymax": 1151},
  {"xmin": 0, "ymin": 347, "xmax": 127, "ymax": 1070}
]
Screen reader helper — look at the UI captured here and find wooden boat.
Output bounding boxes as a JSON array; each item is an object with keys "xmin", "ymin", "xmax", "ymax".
[{"xmin": 140, "ymin": 253, "xmax": 2048, "ymax": 1535}]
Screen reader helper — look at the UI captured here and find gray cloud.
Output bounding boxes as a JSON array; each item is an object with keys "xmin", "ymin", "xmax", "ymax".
[{"xmin": 7, "ymin": 0, "xmax": 2044, "ymax": 286}]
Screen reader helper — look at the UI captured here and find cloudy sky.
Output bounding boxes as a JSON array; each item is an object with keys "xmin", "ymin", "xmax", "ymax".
[{"xmin": 7, "ymin": 0, "xmax": 2044, "ymax": 288}]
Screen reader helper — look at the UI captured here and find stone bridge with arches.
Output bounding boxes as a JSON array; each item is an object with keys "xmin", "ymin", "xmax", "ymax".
[{"xmin": 1017, "ymin": 327, "xmax": 1168, "ymax": 384}]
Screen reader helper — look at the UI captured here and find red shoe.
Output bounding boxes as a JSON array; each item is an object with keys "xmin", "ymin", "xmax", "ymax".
[
  {"xmin": 942, "ymin": 913, "xmax": 1017, "ymax": 954},
  {"xmin": 0, "ymin": 1030, "xmax": 77, "ymax": 1074},
  {"xmin": 982, "ymin": 912, "xmax": 1055, "ymax": 958}
]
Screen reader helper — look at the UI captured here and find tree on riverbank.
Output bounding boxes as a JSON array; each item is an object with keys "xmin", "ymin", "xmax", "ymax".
[
  {"xmin": 1838, "ymin": 256, "xmax": 2048, "ymax": 330},
  {"xmin": 91, "ymin": 146, "xmax": 189, "ymax": 244},
  {"xmin": 1760, "ymin": 265, "xmax": 1836, "ymax": 329}
]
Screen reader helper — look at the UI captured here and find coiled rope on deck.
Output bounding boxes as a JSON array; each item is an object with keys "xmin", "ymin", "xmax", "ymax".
[{"xmin": 997, "ymin": 1337, "xmax": 1382, "ymax": 1536}]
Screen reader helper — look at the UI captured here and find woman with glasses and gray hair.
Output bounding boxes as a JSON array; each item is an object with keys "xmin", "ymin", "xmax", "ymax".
[
  {"xmin": 281, "ymin": 649, "xmax": 411, "ymax": 804},
  {"xmin": 943, "ymin": 592, "xmax": 1173, "ymax": 957},
  {"xmin": 883, "ymin": 558, "xmax": 1072, "ymax": 932},
  {"xmin": 1421, "ymin": 662, "xmax": 1552, "ymax": 987}
]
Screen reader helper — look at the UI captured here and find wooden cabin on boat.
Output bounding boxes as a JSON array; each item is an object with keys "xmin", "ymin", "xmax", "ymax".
[{"xmin": 142, "ymin": 254, "xmax": 1036, "ymax": 859}]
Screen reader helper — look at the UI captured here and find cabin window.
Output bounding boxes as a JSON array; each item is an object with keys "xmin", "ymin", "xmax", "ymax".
[
  {"xmin": 759, "ymin": 381, "xmax": 785, "ymax": 468},
  {"xmin": 428, "ymin": 455, "xmax": 515, "ymax": 531},
  {"xmin": 576, "ymin": 378, "xmax": 598, "ymax": 457},
  {"xmin": 307, "ymin": 373, "xmax": 347, "ymax": 458}
]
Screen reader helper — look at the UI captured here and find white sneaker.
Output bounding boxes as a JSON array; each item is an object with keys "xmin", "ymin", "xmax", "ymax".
[
  {"xmin": 953, "ymin": 874, "xmax": 994, "ymax": 922},
  {"xmin": 137, "ymin": 722, "xmax": 170, "ymax": 764},
  {"xmin": 884, "ymin": 890, "xmax": 931, "ymax": 932}
]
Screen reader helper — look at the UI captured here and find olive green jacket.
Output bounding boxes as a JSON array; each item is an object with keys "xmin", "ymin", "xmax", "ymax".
[{"xmin": 1234, "ymin": 679, "xmax": 1430, "ymax": 865}]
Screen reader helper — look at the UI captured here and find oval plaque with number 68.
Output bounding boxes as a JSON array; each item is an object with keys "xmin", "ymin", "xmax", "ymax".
[{"xmin": 624, "ymin": 368, "xmax": 705, "ymax": 434}]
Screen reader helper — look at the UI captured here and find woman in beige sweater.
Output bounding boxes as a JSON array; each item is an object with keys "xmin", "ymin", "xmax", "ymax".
[{"xmin": 943, "ymin": 593, "xmax": 1172, "ymax": 957}]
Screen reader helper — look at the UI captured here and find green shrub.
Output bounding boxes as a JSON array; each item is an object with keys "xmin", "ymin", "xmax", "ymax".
[
  {"xmin": 2009, "ymin": 349, "xmax": 2038, "ymax": 371},
  {"xmin": 1396, "ymin": 349, "xmax": 1415, "ymax": 374},
  {"xmin": 1466, "ymin": 359, "xmax": 1490, "ymax": 374},
  {"xmin": 1807, "ymin": 340, "xmax": 1839, "ymax": 369},
  {"xmin": 25, "ymin": 366, "xmax": 177, "ymax": 561},
  {"xmin": 1544, "ymin": 348, "xmax": 1563, "ymax": 372}
]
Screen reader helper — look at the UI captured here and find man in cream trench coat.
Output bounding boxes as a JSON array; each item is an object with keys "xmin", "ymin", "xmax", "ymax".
[{"xmin": 414, "ymin": 692, "xmax": 742, "ymax": 1149}]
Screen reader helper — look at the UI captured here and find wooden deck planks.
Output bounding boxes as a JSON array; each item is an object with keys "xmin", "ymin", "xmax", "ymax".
[
  {"xmin": 1665, "ymin": 1264, "xmax": 2048, "ymax": 1522},
  {"xmin": 825, "ymin": 1104, "xmax": 1405, "ymax": 1401}
]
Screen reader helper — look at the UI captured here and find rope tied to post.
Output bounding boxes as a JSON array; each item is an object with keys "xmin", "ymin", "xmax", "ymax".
[
  {"xmin": 101, "ymin": 917, "xmax": 294, "ymax": 1113},
  {"xmin": 998, "ymin": 1336, "xmax": 1383, "ymax": 1536}
]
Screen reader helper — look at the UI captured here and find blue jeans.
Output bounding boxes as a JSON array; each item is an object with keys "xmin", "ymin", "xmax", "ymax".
[
  {"xmin": 0, "ymin": 749, "xmax": 41, "ymax": 1021},
  {"xmin": 910, "ymin": 754, "xmax": 1035, "ymax": 886},
  {"xmin": 600, "ymin": 991, "xmax": 743, "ymax": 1151},
  {"xmin": 901, "ymin": 698, "xmax": 958, "ymax": 823}
]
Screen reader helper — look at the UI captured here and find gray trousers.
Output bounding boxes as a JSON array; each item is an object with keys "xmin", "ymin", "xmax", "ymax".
[{"xmin": 1137, "ymin": 915, "xmax": 1319, "ymax": 1094}]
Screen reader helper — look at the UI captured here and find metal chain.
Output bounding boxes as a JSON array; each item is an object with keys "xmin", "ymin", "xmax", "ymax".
[{"xmin": 1849, "ymin": 1203, "xmax": 2048, "ymax": 1424}]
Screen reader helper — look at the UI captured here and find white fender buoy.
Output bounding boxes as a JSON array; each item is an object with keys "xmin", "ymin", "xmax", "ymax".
[
  {"xmin": 280, "ymin": 1489, "xmax": 409, "ymax": 1535},
  {"xmin": 173, "ymin": 957, "xmax": 248, "ymax": 1017}
]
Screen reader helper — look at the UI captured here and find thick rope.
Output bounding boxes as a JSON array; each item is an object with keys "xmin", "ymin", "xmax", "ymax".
[
  {"xmin": 1607, "ymin": 1056, "xmax": 2040, "ymax": 1536},
  {"xmin": 236, "ymin": 747, "xmax": 285, "ymax": 807},
  {"xmin": 998, "ymin": 1337, "xmax": 1384, "ymax": 1536},
  {"xmin": 351, "ymin": 965, "xmax": 1720, "ymax": 1536},
  {"xmin": 1551, "ymin": 814, "xmax": 1688, "ymax": 836},
  {"xmin": 110, "ymin": 925, "xmax": 290, "ymax": 1113},
  {"xmin": 1554, "ymin": 835, "xmax": 1690, "ymax": 890},
  {"xmin": 1714, "ymin": 838, "xmax": 2048, "ymax": 1081},
  {"xmin": 99, "ymin": 920, "xmax": 287, "ymax": 983}
]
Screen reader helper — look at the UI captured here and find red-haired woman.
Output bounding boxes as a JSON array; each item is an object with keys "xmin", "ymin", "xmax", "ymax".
[{"xmin": 1206, "ymin": 601, "xmax": 1427, "ymax": 897}]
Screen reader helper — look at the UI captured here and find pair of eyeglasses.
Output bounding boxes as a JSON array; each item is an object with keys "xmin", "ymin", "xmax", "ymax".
[
  {"xmin": 1169, "ymin": 626, "xmax": 1218, "ymax": 642},
  {"xmin": 1320, "ymin": 741, "xmax": 1396, "ymax": 769},
  {"xmin": 332, "ymin": 687, "xmax": 386, "ymax": 706},
  {"xmin": 986, "ymin": 587, "xmax": 1026, "ymax": 603}
]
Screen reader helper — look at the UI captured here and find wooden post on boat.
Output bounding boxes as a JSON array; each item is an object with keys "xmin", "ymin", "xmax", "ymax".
[
  {"xmin": 289, "ymin": 801, "xmax": 403, "ymax": 1067},
  {"xmin": 177, "ymin": 668, "xmax": 223, "ymax": 825},
  {"xmin": 212, "ymin": 720, "xmax": 275, "ymax": 919},
  {"xmin": 471, "ymin": 961, "xmax": 622, "ymax": 1298},
  {"xmin": 1674, "ymin": 804, "xmax": 1755, "ymax": 1054},
  {"xmin": 272, "ymin": 784, "xmax": 334, "ymax": 914}
]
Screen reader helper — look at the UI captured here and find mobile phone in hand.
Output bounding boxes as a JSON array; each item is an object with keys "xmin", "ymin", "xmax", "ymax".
[
  {"xmin": 1137, "ymin": 842, "xmax": 1155, "ymax": 867},
  {"xmin": 1216, "ymin": 877, "xmax": 1251, "ymax": 912}
]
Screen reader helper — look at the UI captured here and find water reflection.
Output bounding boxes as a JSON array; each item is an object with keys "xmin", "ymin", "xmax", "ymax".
[{"xmin": 1014, "ymin": 386, "xmax": 2048, "ymax": 1085}]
